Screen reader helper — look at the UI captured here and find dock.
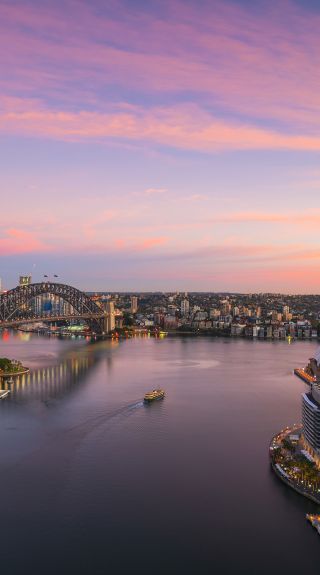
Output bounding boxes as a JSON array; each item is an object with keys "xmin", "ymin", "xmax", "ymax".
[
  {"xmin": 294, "ymin": 368, "xmax": 316, "ymax": 385},
  {"xmin": 306, "ymin": 514, "xmax": 320, "ymax": 535}
]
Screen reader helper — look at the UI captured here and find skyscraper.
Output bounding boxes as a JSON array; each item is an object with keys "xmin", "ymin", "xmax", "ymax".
[
  {"xmin": 302, "ymin": 348, "xmax": 320, "ymax": 467},
  {"xmin": 181, "ymin": 299, "xmax": 190, "ymax": 316},
  {"xmin": 130, "ymin": 296, "xmax": 138, "ymax": 314},
  {"xmin": 105, "ymin": 301, "xmax": 115, "ymax": 333}
]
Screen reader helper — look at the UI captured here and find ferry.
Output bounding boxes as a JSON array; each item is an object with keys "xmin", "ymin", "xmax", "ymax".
[
  {"xmin": 306, "ymin": 514, "xmax": 320, "ymax": 535},
  {"xmin": 144, "ymin": 389, "xmax": 165, "ymax": 403}
]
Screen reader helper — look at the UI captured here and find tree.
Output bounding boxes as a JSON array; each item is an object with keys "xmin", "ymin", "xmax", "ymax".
[
  {"xmin": 0, "ymin": 357, "xmax": 23, "ymax": 373},
  {"xmin": 282, "ymin": 438, "xmax": 295, "ymax": 453},
  {"xmin": 123, "ymin": 312, "xmax": 134, "ymax": 327},
  {"xmin": 0, "ymin": 358, "xmax": 12, "ymax": 371}
]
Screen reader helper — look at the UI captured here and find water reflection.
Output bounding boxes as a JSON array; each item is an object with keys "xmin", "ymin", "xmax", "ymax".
[
  {"xmin": 1, "ymin": 355, "xmax": 93, "ymax": 400},
  {"xmin": 0, "ymin": 333, "xmax": 120, "ymax": 401},
  {"xmin": 0, "ymin": 334, "xmax": 320, "ymax": 574},
  {"xmin": 0, "ymin": 328, "xmax": 35, "ymax": 342}
]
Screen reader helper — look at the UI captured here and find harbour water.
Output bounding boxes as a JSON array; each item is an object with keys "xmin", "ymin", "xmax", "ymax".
[{"xmin": 0, "ymin": 332, "xmax": 319, "ymax": 574}]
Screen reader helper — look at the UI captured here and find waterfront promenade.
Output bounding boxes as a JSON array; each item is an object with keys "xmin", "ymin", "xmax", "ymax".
[
  {"xmin": 270, "ymin": 426, "xmax": 320, "ymax": 505},
  {"xmin": 294, "ymin": 368, "xmax": 316, "ymax": 385}
]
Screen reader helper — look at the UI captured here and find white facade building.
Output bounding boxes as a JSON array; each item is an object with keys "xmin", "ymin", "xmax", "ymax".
[{"xmin": 181, "ymin": 299, "xmax": 190, "ymax": 316}]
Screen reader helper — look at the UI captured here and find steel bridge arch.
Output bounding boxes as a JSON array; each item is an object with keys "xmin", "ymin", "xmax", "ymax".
[{"xmin": 0, "ymin": 282, "xmax": 105, "ymax": 334}]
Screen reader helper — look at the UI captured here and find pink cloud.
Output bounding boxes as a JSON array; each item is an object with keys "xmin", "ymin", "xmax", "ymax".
[
  {"xmin": 137, "ymin": 237, "xmax": 168, "ymax": 250},
  {"xmin": 110, "ymin": 259, "xmax": 320, "ymax": 294},
  {"xmin": 132, "ymin": 242, "xmax": 320, "ymax": 269},
  {"xmin": 207, "ymin": 211, "xmax": 320, "ymax": 225},
  {"xmin": 0, "ymin": 1, "xmax": 319, "ymax": 139},
  {"xmin": 2, "ymin": 0, "xmax": 320, "ymax": 294},
  {"xmin": 112, "ymin": 236, "xmax": 168, "ymax": 252},
  {"xmin": 0, "ymin": 228, "xmax": 50, "ymax": 255},
  {"xmin": 203, "ymin": 265, "xmax": 320, "ymax": 293},
  {"xmin": 77, "ymin": 236, "xmax": 169, "ymax": 254},
  {"xmin": 2, "ymin": 99, "xmax": 320, "ymax": 152}
]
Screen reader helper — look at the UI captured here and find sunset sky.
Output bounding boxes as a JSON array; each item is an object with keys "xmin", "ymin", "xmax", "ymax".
[{"xmin": 1, "ymin": 0, "xmax": 320, "ymax": 292}]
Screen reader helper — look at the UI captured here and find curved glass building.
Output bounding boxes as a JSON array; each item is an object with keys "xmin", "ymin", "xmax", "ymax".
[{"xmin": 302, "ymin": 379, "xmax": 320, "ymax": 468}]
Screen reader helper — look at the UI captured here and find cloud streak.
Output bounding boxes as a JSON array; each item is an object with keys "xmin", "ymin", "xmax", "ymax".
[
  {"xmin": 207, "ymin": 210, "xmax": 320, "ymax": 225},
  {"xmin": 1, "ymin": 1, "xmax": 320, "ymax": 291},
  {"xmin": 1, "ymin": 1, "xmax": 320, "ymax": 149},
  {"xmin": 2, "ymin": 100, "xmax": 320, "ymax": 152}
]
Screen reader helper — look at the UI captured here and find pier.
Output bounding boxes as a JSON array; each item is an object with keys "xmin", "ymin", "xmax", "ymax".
[
  {"xmin": 306, "ymin": 514, "xmax": 320, "ymax": 535},
  {"xmin": 293, "ymin": 368, "xmax": 316, "ymax": 385}
]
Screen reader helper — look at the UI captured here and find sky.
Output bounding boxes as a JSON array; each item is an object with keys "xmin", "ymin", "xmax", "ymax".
[{"xmin": 1, "ymin": 0, "xmax": 320, "ymax": 292}]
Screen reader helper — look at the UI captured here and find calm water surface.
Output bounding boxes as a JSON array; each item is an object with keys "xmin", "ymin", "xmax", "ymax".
[{"xmin": 0, "ymin": 332, "xmax": 319, "ymax": 574}]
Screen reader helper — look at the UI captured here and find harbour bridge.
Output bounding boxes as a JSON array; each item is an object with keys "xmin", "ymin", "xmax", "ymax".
[{"xmin": 0, "ymin": 282, "xmax": 107, "ymax": 334}]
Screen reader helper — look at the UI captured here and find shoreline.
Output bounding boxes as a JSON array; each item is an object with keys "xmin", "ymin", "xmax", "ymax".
[
  {"xmin": 270, "ymin": 460, "xmax": 320, "ymax": 505},
  {"xmin": 269, "ymin": 427, "xmax": 320, "ymax": 506},
  {"xmin": 2, "ymin": 324, "xmax": 319, "ymax": 341},
  {"xmin": 293, "ymin": 368, "xmax": 315, "ymax": 385},
  {"xmin": 0, "ymin": 367, "xmax": 30, "ymax": 378}
]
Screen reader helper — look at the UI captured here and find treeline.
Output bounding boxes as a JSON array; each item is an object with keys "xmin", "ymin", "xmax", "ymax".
[{"xmin": 0, "ymin": 358, "xmax": 24, "ymax": 373}]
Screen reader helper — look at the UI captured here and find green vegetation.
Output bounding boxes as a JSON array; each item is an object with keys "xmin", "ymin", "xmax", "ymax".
[
  {"xmin": 0, "ymin": 357, "xmax": 25, "ymax": 374},
  {"xmin": 271, "ymin": 433, "xmax": 320, "ymax": 498},
  {"xmin": 123, "ymin": 312, "xmax": 134, "ymax": 326},
  {"xmin": 282, "ymin": 438, "xmax": 295, "ymax": 453}
]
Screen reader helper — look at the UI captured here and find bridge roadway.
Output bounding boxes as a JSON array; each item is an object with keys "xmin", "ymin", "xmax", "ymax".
[{"xmin": 0, "ymin": 313, "xmax": 105, "ymax": 330}]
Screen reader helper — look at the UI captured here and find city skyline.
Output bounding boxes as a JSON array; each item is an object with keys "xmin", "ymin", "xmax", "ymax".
[{"xmin": 1, "ymin": 0, "xmax": 320, "ymax": 292}]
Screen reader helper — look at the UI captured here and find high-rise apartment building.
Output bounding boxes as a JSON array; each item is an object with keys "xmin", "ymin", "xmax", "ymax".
[
  {"xmin": 302, "ymin": 385, "xmax": 320, "ymax": 467},
  {"xmin": 105, "ymin": 301, "xmax": 115, "ymax": 333},
  {"xmin": 181, "ymin": 299, "xmax": 190, "ymax": 316},
  {"xmin": 302, "ymin": 349, "xmax": 320, "ymax": 467},
  {"xmin": 220, "ymin": 300, "xmax": 231, "ymax": 315},
  {"xmin": 130, "ymin": 296, "xmax": 138, "ymax": 314},
  {"xmin": 282, "ymin": 305, "xmax": 291, "ymax": 321}
]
